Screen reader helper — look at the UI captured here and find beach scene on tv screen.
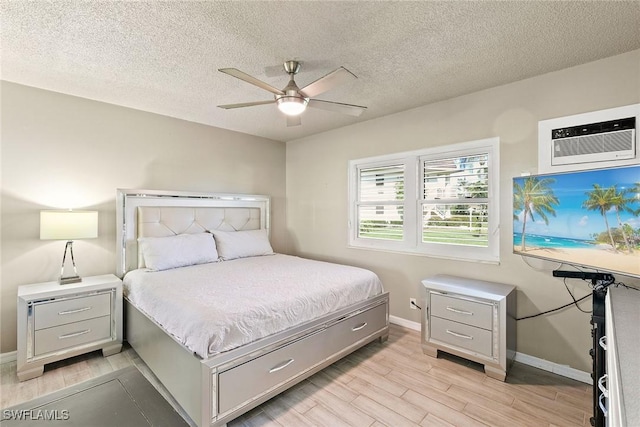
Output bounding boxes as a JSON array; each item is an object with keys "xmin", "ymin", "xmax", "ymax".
[{"xmin": 513, "ymin": 165, "xmax": 640, "ymax": 277}]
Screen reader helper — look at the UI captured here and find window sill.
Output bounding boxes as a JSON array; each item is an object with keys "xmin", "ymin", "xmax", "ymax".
[{"xmin": 347, "ymin": 243, "xmax": 500, "ymax": 265}]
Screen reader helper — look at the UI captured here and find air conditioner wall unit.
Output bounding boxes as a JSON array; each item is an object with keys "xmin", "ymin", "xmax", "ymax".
[{"xmin": 538, "ymin": 104, "xmax": 640, "ymax": 174}]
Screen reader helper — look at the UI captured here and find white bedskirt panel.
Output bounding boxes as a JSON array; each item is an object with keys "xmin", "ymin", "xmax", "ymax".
[{"xmin": 123, "ymin": 254, "xmax": 384, "ymax": 358}]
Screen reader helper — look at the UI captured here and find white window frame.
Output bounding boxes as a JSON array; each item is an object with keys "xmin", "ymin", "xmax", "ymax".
[{"xmin": 348, "ymin": 137, "xmax": 500, "ymax": 263}]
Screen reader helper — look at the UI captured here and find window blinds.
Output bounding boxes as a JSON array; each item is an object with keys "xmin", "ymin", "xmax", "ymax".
[
  {"xmin": 421, "ymin": 154, "xmax": 489, "ymax": 247},
  {"xmin": 357, "ymin": 164, "xmax": 404, "ymax": 240}
]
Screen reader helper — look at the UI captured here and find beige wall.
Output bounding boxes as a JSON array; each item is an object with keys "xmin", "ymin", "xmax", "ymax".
[
  {"xmin": 286, "ymin": 50, "xmax": 640, "ymax": 372},
  {"xmin": 0, "ymin": 82, "xmax": 287, "ymax": 353}
]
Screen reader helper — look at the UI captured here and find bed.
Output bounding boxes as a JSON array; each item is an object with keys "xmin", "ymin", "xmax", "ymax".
[{"xmin": 116, "ymin": 189, "xmax": 390, "ymax": 427}]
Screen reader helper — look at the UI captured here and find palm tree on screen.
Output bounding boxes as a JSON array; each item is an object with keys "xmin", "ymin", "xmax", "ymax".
[
  {"xmin": 611, "ymin": 188, "xmax": 636, "ymax": 253},
  {"xmin": 514, "ymin": 177, "xmax": 559, "ymax": 252},
  {"xmin": 583, "ymin": 184, "xmax": 617, "ymax": 252},
  {"xmin": 630, "ymin": 182, "xmax": 640, "ymax": 216}
]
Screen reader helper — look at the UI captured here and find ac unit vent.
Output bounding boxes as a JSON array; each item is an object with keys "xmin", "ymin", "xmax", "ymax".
[
  {"xmin": 552, "ymin": 129, "xmax": 635, "ymax": 162},
  {"xmin": 539, "ymin": 104, "xmax": 640, "ymax": 173}
]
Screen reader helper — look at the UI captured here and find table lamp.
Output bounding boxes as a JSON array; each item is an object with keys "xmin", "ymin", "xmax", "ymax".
[{"xmin": 40, "ymin": 210, "xmax": 98, "ymax": 284}]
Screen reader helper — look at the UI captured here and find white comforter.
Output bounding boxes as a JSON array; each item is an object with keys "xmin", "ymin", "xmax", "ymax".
[{"xmin": 123, "ymin": 254, "xmax": 384, "ymax": 358}]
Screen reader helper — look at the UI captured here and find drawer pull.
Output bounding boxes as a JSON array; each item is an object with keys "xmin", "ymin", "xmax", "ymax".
[
  {"xmin": 598, "ymin": 374, "xmax": 608, "ymax": 398},
  {"xmin": 599, "ymin": 336, "xmax": 607, "ymax": 351},
  {"xmin": 58, "ymin": 306, "xmax": 92, "ymax": 315},
  {"xmin": 269, "ymin": 358, "xmax": 295, "ymax": 374},
  {"xmin": 446, "ymin": 329, "xmax": 473, "ymax": 340},
  {"xmin": 446, "ymin": 306, "xmax": 473, "ymax": 316},
  {"xmin": 351, "ymin": 322, "xmax": 368, "ymax": 332},
  {"xmin": 59, "ymin": 329, "xmax": 91, "ymax": 340}
]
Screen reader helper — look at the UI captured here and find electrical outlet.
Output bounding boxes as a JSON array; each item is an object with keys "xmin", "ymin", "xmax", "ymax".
[{"xmin": 409, "ymin": 298, "xmax": 417, "ymax": 310}]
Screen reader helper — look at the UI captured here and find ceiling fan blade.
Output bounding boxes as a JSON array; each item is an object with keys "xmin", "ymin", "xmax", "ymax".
[
  {"xmin": 286, "ymin": 115, "xmax": 302, "ymax": 127},
  {"xmin": 218, "ymin": 100, "xmax": 275, "ymax": 109},
  {"xmin": 300, "ymin": 67, "xmax": 357, "ymax": 98},
  {"xmin": 218, "ymin": 68, "xmax": 284, "ymax": 95},
  {"xmin": 308, "ymin": 99, "xmax": 367, "ymax": 117}
]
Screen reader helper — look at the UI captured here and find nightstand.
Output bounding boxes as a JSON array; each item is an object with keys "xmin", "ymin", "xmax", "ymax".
[
  {"xmin": 17, "ymin": 274, "xmax": 123, "ymax": 381},
  {"xmin": 421, "ymin": 274, "xmax": 516, "ymax": 381}
]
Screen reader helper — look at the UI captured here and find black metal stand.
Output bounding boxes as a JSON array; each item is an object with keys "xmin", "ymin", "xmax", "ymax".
[
  {"xmin": 552, "ymin": 270, "xmax": 613, "ymax": 427},
  {"xmin": 590, "ymin": 287, "xmax": 606, "ymax": 427}
]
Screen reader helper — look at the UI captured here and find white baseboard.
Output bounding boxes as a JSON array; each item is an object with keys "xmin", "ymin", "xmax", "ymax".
[
  {"xmin": 514, "ymin": 352, "xmax": 591, "ymax": 384},
  {"xmin": 0, "ymin": 351, "xmax": 17, "ymax": 365},
  {"xmin": 388, "ymin": 316, "xmax": 591, "ymax": 384},
  {"xmin": 389, "ymin": 315, "xmax": 420, "ymax": 331}
]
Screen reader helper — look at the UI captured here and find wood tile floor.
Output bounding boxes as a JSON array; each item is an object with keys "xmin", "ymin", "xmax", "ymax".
[{"xmin": 1, "ymin": 325, "xmax": 592, "ymax": 426}]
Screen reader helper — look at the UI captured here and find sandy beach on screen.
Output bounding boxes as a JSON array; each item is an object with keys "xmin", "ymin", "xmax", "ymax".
[{"xmin": 516, "ymin": 246, "xmax": 640, "ymax": 276}]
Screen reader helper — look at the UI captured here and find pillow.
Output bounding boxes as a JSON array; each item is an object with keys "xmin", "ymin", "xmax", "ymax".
[
  {"xmin": 210, "ymin": 229, "xmax": 274, "ymax": 261},
  {"xmin": 138, "ymin": 233, "xmax": 218, "ymax": 271}
]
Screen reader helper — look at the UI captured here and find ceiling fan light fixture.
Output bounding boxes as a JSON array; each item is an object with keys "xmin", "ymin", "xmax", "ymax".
[
  {"xmin": 218, "ymin": 61, "xmax": 366, "ymax": 125},
  {"xmin": 276, "ymin": 96, "xmax": 308, "ymax": 116}
]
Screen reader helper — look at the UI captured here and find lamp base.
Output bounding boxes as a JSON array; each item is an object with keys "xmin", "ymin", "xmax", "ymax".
[
  {"xmin": 59, "ymin": 241, "xmax": 82, "ymax": 285},
  {"xmin": 59, "ymin": 275, "xmax": 82, "ymax": 285}
]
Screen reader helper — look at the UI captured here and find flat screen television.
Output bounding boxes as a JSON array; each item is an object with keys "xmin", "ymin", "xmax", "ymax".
[{"xmin": 513, "ymin": 165, "xmax": 640, "ymax": 278}]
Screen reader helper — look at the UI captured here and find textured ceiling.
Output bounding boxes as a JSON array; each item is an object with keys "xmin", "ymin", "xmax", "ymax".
[{"xmin": 2, "ymin": 1, "xmax": 639, "ymax": 142}]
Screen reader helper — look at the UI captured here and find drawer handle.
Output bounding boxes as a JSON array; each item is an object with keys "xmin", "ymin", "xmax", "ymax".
[
  {"xmin": 599, "ymin": 392, "xmax": 608, "ymax": 417},
  {"xmin": 598, "ymin": 374, "xmax": 608, "ymax": 398},
  {"xmin": 599, "ymin": 336, "xmax": 607, "ymax": 351},
  {"xmin": 446, "ymin": 306, "xmax": 473, "ymax": 316},
  {"xmin": 269, "ymin": 358, "xmax": 295, "ymax": 374},
  {"xmin": 351, "ymin": 322, "xmax": 368, "ymax": 332},
  {"xmin": 59, "ymin": 329, "xmax": 91, "ymax": 340},
  {"xmin": 446, "ymin": 329, "xmax": 473, "ymax": 340},
  {"xmin": 58, "ymin": 306, "xmax": 92, "ymax": 315}
]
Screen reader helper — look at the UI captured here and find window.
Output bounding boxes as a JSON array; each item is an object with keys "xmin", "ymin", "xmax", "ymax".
[
  {"xmin": 356, "ymin": 164, "xmax": 404, "ymax": 241},
  {"xmin": 348, "ymin": 138, "xmax": 499, "ymax": 263},
  {"xmin": 421, "ymin": 154, "xmax": 489, "ymax": 247}
]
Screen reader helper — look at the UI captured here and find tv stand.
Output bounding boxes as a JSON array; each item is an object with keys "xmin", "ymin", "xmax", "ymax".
[
  {"xmin": 589, "ymin": 288, "xmax": 606, "ymax": 427},
  {"xmin": 553, "ymin": 270, "xmax": 614, "ymax": 427}
]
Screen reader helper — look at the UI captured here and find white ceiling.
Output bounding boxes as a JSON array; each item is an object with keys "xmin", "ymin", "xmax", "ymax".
[{"xmin": 2, "ymin": 1, "xmax": 639, "ymax": 142}]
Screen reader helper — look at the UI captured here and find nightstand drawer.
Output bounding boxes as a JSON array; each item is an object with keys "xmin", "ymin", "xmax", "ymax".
[
  {"xmin": 34, "ymin": 293, "xmax": 111, "ymax": 330},
  {"xmin": 430, "ymin": 293, "xmax": 493, "ymax": 330},
  {"xmin": 430, "ymin": 316, "xmax": 492, "ymax": 357},
  {"xmin": 34, "ymin": 316, "xmax": 112, "ymax": 356}
]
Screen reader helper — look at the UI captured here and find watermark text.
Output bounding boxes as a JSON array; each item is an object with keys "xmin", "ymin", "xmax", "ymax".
[{"xmin": 2, "ymin": 409, "xmax": 70, "ymax": 421}]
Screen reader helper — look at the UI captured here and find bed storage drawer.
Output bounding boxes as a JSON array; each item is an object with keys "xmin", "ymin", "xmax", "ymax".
[
  {"xmin": 217, "ymin": 302, "xmax": 387, "ymax": 415},
  {"xmin": 218, "ymin": 330, "xmax": 326, "ymax": 414},
  {"xmin": 325, "ymin": 303, "xmax": 388, "ymax": 355}
]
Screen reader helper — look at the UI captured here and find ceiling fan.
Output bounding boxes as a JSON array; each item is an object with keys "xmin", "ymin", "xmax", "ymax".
[{"xmin": 217, "ymin": 60, "xmax": 367, "ymax": 127}]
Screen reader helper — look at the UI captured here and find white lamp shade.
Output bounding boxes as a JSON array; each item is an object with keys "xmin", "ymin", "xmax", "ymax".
[
  {"xmin": 276, "ymin": 96, "xmax": 308, "ymax": 116},
  {"xmin": 40, "ymin": 210, "xmax": 98, "ymax": 240}
]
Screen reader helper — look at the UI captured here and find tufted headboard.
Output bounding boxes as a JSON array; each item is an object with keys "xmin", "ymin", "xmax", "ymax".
[{"xmin": 116, "ymin": 189, "xmax": 270, "ymax": 277}]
